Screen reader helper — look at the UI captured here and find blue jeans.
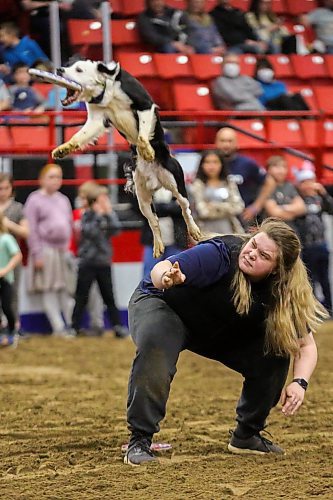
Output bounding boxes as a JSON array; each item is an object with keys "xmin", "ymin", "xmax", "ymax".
[{"xmin": 143, "ymin": 245, "xmax": 182, "ymax": 278}]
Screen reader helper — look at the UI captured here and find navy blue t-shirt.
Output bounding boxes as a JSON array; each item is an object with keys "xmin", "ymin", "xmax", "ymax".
[
  {"xmin": 140, "ymin": 238, "xmax": 231, "ymax": 296},
  {"xmin": 226, "ymin": 153, "xmax": 266, "ymax": 207}
]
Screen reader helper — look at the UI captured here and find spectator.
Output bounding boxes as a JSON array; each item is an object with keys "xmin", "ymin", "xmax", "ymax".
[
  {"xmin": 210, "ymin": 0, "xmax": 267, "ymax": 54},
  {"xmin": 246, "ymin": 0, "xmax": 296, "ymax": 54},
  {"xmin": 190, "ymin": 150, "xmax": 244, "ymax": 234},
  {"xmin": 0, "ymin": 21, "xmax": 49, "ymax": 79},
  {"xmin": 264, "ymin": 155, "xmax": 306, "ymax": 231},
  {"xmin": 137, "ymin": 0, "xmax": 193, "ymax": 54},
  {"xmin": 254, "ymin": 57, "xmax": 309, "ymax": 111},
  {"xmin": 70, "ymin": 181, "xmax": 105, "ymax": 336},
  {"xmin": 0, "ymin": 77, "xmax": 11, "ymax": 110},
  {"xmin": 0, "ymin": 173, "xmax": 29, "ymax": 329},
  {"xmin": 0, "ymin": 210, "xmax": 22, "ymax": 347},
  {"xmin": 300, "ymin": 0, "xmax": 333, "ymax": 54},
  {"xmin": 184, "ymin": 0, "xmax": 225, "ymax": 55},
  {"xmin": 65, "ymin": 0, "xmax": 102, "ymax": 20},
  {"xmin": 71, "ymin": 187, "xmax": 129, "ymax": 338},
  {"xmin": 212, "ymin": 53, "xmax": 264, "ymax": 111},
  {"xmin": 215, "ymin": 127, "xmax": 276, "ymax": 223},
  {"xmin": 24, "ymin": 163, "xmax": 74, "ymax": 337},
  {"xmin": 295, "ymin": 169, "xmax": 333, "ymax": 315},
  {"xmin": 9, "ymin": 62, "xmax": 45, "ymax": 112},
  {"xmin": 138, "ymin": 187, "xmax": 188, "ymax": 278}
]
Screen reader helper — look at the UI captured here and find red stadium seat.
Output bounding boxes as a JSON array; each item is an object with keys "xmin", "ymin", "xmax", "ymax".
[
  {"xmin": 325, "ymin": 54, "xmax": 333, "ymax": 78},
  {"xmin": 301, "ymin": 120, "xmax": 333, "ymax": 148},
  {"xmin": 267, "ymin": 55, "xmax": 293, "ymax": 79},
  {"xmin": 108, "ymin": 0, "xmax": 122, "ymax": 15},
  {"xmin": 321, "ymin": 152, "xmax": 333, "ymax": 185},
  {"xmin": 227, "ymin": 119, "xmax": 266, "ymax": 148},
  {"xmin": 287, "ymin": 84, "xmax": 318, "ymax": 111},
  {"xmin": 116, "ymin": 52, "xmax": 156, "ymax": 78},
  {"xmin": 165, "ymin": 0, "xmax": 186, "ymax": 9},
  {"xmin": 230, "ymin": 0, "xmax": 249, "ymax": 10},
  {"xmin": 313, "ymin": 85, "xmax": 333, "ymax": 113},
  {"xmin": 118, "ymin": 0, "xmax": 144, "ymax": 16},
  {"xmin": 67, "ymin": 19, "xmax": 102, "ymax": 48},
  {"xmin": 32, "ymin": 82, "xmax": 51, "ymax": 99},
  {"xmin": 111, "ymin": 19, "xmax": 141, "ymax": 47},
  {"xmin": 11, "ymin": 126, "xmax": 52, "ymax": 151},
  {"xmin": 153, "ymin": 54, "xmax": 193, "ymax": 79},
  {"xmin": 238, "ymin": 54, "xmax": 257, "ymax": 77},
  {"xmin": 190, "ymin": 54, "xmax": 223, "ymax": 81},
  {"xmin": 0, "ymin": 126, "xmax": 13, "ymax": 151},
  {"xmin": 271, "ymin": 0, "xmax": 287, "ymax": 14},
  {"xmin": 172, "ymin": 83, "xmax": 214, "ymax": 111},
  {"xmin": 290, "ymin": 54, "xmax": 329, "ymax": 79},
  {"xmin": 268, "ymin": 119, "xmax": 303, "ymax": 147},
  {"xmin": 284, "ymin": 0, "xmax": 318, "ymax": 15}
]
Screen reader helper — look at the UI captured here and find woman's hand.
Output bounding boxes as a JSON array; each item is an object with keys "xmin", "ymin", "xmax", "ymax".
[
  {"xmin": 161, "ymin": 261, "xmax": 186, "ymax": 289},
  {"xmin": 280, "ymin": 382, "xmax": 306, "ymax": 416}
]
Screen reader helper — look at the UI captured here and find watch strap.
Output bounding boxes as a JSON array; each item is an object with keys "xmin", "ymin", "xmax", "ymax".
[{"xmin": 292, "ymin": 378, "xmax": 308, "ymax": 391}]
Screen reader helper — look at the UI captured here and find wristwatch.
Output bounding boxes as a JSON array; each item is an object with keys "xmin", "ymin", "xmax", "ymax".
[{"xmin": 292, "ymin": 378, "xmax": 308, "ymax": 391}]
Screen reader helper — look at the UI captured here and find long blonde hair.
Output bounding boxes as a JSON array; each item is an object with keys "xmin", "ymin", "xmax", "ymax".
[{"xmin": 231, "ymin": 218, "xmax": 328, "ymax": 356}]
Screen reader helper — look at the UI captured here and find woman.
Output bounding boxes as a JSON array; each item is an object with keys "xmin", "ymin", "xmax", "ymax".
[
  {"xmin": 191, "ymin": 150, "xmax": 244, "ymax": 235},
  {"xmin": 124, "ymin": 218, "xmax": 327, "ymax": 465},
  {"xmin": 246, "ymin": 0, "xmax": 295, "ymax": 54},
  {"xmin": 24, "ymin": 163, "xmax": 74, "ymax": 336},
  {"xmin": 0, "ymin": 173, "xmax": 28, "ymax": 328},
  {"xmin": 184, "ymin": 0, "xmax": 225, "ymax": 55}
]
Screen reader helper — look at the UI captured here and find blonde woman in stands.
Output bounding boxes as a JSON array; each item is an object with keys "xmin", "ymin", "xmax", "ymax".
[
  {"xmin": 191, "ymin": 150, "xmax": 244, "ymax": 235},
  {"xmin": 24, "ymin": 164, "xmax": 75, "ymax": 337}
]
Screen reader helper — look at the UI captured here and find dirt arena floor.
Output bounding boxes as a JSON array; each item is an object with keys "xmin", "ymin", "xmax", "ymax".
[{"xmin": 0, "ymin": 322, "xmax": 332, "ymax": 500}]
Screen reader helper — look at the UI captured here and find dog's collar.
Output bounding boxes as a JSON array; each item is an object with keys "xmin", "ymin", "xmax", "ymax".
[{"xmin": 89, "ymin": 81, "xmax": 107, "ymax": 104}]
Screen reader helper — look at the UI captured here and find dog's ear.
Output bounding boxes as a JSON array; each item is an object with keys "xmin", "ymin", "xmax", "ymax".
[{"xmin": 97, "ymin": 62, "xmax": 120, "ymax": 76}]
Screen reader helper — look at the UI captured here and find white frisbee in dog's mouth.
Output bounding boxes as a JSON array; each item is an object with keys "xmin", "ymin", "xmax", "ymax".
[{"xmin": 28, "ymin": 68, "xmax": 82, "ymax": 106}]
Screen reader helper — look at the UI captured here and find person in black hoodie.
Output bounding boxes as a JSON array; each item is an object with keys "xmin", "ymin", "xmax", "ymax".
[
  {"xmin": 124, "ymin": 217, "xmax": 327, "ymax": 465},
  {"xmin": 210, "ymin": 0, "xmax": 267, "ymax": 54},
  {"xmin": 71, "ymin": 186, "xmax": 128, "ymax": 338},
  {"xmin": 137, "ymin": 0, "xmax": 193, "ymax": 54}
]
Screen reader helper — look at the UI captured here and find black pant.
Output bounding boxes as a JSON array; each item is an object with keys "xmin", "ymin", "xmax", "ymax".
[
  {"xmin": 127, "ymin": 288, "xmax": 290, "ymax": 437},
  {"xmin": 302, "ymin": 244, "xmax": 332, "ymax": 314},
  {"xmin": 72, "ymin": 265, "xmax": 121, "ymax": 331},
  {"xmin": 0, "ymin": 278, "xmax": 15, "ymax": 332}
]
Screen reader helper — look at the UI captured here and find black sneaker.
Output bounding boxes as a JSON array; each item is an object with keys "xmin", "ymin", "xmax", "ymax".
[
  {"xmin": 124, "ymin": 435, "xmax": 157, "ymax": 466},
  {"xmin": 228, "ymin": 431, "xmax": 285, "ymax": 455}
]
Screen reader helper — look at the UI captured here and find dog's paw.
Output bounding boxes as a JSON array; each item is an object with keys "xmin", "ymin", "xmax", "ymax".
[
  {"xmin": 189, "ymin": 223, "xmax": 201, "ymax": 242},
  {"xmin": 137, "ymin": 136, "xmax": 155, "ymax": 162},
  {"xmin": 52, "ymin": 142, "xmax": 77, "ymax": 159},
  {"xmin": 153, "ymin": 239, "xmax": 165, "ymax": 259}
]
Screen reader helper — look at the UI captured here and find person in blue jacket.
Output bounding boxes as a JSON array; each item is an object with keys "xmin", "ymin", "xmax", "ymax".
[{"xmin": 124, "ymin": 217, "xmax": 328, "ymax": 466}]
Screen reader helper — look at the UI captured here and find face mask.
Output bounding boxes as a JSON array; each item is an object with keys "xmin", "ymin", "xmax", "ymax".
[
  {"xmin": 223, "ymin": 62, "xmax": 240, "ymax": 78},
  {"xmin": 257, "ymin": 68, "xmax": 274, "ymax": 83}
]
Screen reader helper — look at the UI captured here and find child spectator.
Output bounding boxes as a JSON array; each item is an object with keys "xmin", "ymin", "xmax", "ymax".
[
  {"xmin": 300, "ymin": 0, "xmax": 333, "ymax": 54},
  {"xmin": 71, "ymin": 186, "xmax": 129, "ymax": 338},
  {"xmin": 190, "ymin": 150, "xmax": 244, "ymax": 234},
  {"xmin": 0, "ymin": 77, "xmax": 11, "ymax": 110},
  {"xmin": 0, "ymin": 211, "xmax": 22, "ymax": 347},
  {"xmin": 295, "ymin": 169, "xmax": 333, "ymax": 315},
  {"xmin": 184, "ymin": 0, "xmax": 225, "ymax": 55},
  {"xmin": 0, "ymin": 22, "xmax": 49, "ymax": 79},
  {"xmin": 24, "ymin": 163, "xmax": 74, "ymax": 337},
  {"xmin": 70, "ymin": 181, "xmax": 105, "ymax": 336},
  {"xmin": 246, "ymin": 0, "xmax": 296, "ymax": 54},
  {"xmin": 9, "ymin": 62, "xmax": 45, "ymax": 112},
  {"xmin": 264, "ymin": 155, "xmax": 306, "ymax": 231},
  {"xmin": 212, "ymin": 52, "xmax": 264, "ymax": 111},
  {"xmin": 254, "ymin": 57, "xmax": 309, "ymax": 111},
  {"xmin": 137, "ymin": 0, "xmax": 193, "ymax": 54}
]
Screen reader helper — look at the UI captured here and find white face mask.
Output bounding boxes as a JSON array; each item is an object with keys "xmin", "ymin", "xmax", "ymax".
[
  {"xmin": 223, "ymin": 62, "xmax": 240, "ymax": 78},
  {"xmin": 257, "ymin": 68, "xmax": 274, "ymax": 83}
]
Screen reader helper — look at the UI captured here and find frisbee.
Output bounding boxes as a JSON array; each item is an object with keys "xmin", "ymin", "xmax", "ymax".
[
  {"xmin": 121, "ymin": 442, "xmax": 172, "ymax": 454},
  {"xmin": 28, "ymin": 68, "xmax": 82, "ymax": 92}
]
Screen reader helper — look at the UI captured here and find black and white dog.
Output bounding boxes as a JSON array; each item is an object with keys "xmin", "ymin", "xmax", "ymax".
[{"xmin": 52, "ymin": 60, "xmax": 200, "ymax": 257}]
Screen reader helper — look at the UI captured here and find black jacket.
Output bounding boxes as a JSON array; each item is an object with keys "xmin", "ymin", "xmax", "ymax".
[
  {"xmin": 137, "ymin": 6, "xmax": 187, "ymax": 49},
  {"xmin": 210, "ymin": 5, "xmax": 258, "ymax": 46}
]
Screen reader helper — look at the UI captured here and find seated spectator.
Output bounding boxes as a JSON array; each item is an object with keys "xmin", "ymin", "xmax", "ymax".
[
  {"xmin": 300, "ymin": 0, "xmax": 333, "ymax": 54},
  {"xmin": 254, "ymin": 57, "xmax": 309, "ymax": 111},
  {"xmin": 0, "ymin": 21, "xmax": 49, "ymax": 80},
  {"xmin": 0, "ymin": 77, "xmax": 11, "ymax": 110},
  {"xmin": 137, "ymin": 0, "xmax": 194, "ymax": 54},
  {"xmin": 64, "ymin": 0, "xmax": 102, "ymax": 20},
  {"xmin": 214, "ymin": 127, "xmax": 276, "ymax": 224},
  {"xmin": 190, "ymin": 150, "xmax": 244, "ymax": 234},
  {"xmin": 246, "ymin": 0, "xmax": 296, "ymax": 54},
  {"xmin": 212, "ymin": 53, "xmax": 264, "ymax": 111},
  {"xmin": 264, "ymin": 155, "xmax": 306, "ymax": 231},
  {"xmin": 184, "ymin": 0, "xmax": 225, "ymax": 55},
  {"xmin": 294, "ymin": 169, "xmax": 333, "ymax": 314},
  {"xmin": 210, "ymin": 0, "xmax": 267, "ymax": 54},
  {"xmin": 9, "ymin": 62, "xmax": 45, "ymax": 112}
]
